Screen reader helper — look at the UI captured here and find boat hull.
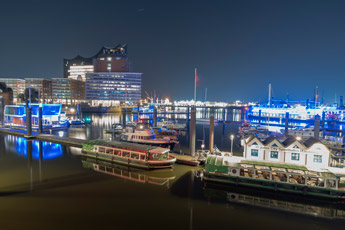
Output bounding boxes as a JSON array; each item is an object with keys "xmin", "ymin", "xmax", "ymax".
[
  {"xmin": 82, "ymin": 149, "xmax": 176, "ymax": 169},
  {"xmin": 203, "ymin": 171, "xmax": 345, "ymax": 200}
]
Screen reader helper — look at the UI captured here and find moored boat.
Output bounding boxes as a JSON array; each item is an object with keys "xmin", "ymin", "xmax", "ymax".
[
  {"xmin": 203, "ymin": 135, "xmax": 345, "ymax": 199},
  {"xmin": 82, "ymin": 140, "xmax": 176, "ymax": 169},
  {"xmin": 121, "ymin": 125, "xmax": 176, "ymax": 150}
]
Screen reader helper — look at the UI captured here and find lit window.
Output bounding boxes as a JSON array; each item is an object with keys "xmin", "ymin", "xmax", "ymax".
[
  {"xmin": 291, "ymin": 153, "xmax": 300, "ymax": 161},
  {"xmin": 313, "ymin": 155, "xmax": 322, "ymax": 163},
  {"xmin": 270, "ymin": 151, "xmax": 278, "ymax": 159},
  {"xmin": 251, "ymin": 149, "xmax": 258, "ymax": 157}
]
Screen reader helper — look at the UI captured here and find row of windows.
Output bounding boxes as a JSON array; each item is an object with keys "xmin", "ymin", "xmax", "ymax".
[{"xmin": 250, "ymin": 149, "xmax": 323, "ymax": 163}]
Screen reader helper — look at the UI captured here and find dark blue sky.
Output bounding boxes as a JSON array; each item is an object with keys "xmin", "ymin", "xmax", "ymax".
[{"xmin": 1, "ymin": 0, "xmax": 345, "ymax": 103}]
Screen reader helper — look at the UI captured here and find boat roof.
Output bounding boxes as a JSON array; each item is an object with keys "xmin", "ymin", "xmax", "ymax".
[{"xmin": 83, "ymin": 139, "xmax": 168, "ymax": 153}]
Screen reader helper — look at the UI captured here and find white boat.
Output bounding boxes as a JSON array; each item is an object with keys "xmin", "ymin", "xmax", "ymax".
[
  {"xmin": 121, "ymin": 126, "xmax": 176, "ymax": 150},
  {"xmin": 282, "ymin": 126, "xmax": 323, "ymax": 139},
  {"xmin": 156, "ymin": 120, "xmax": 186, "ymax": 130}
]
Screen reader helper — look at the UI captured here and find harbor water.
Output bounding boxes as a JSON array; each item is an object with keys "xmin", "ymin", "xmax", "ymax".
[{"xmin": 0, "ymin": 112, "xmax": 345, "ymax": 229}]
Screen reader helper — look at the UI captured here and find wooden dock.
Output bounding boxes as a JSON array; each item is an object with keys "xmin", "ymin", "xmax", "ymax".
[
  {"xmin": 0, "ymin": 127, "xmax": 86, "ymax": 148},
  {"xmin": 0, "ymin": 127, "xmax": 201, "ymax": 167}
]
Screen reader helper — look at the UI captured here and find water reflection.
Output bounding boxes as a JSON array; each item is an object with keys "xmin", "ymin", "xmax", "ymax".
[
  {"xmin": 82, "ymin": 157, "xmax": 175, "ymax": 188},
  {"xmin": 203, "ymin": 182, "xmax": 345, "ymax": 220},
  {"xmin": 5, "ymin": 135, "xmax": 63, "ymax": 160}
]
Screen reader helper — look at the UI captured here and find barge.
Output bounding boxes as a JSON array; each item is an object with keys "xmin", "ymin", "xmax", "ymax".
[
  {"xmin": 203, "ymin": 135, "xmax": 345, "ymax": 199},
  {"xmin": 82, "ymin": 140, "xmax": 176, "ymax": 169}
]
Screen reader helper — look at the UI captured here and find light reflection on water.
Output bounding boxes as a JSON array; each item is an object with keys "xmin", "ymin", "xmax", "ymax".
[{"xmin": 1, "ymin": 111, "xmax": 345, "ymax": 229}]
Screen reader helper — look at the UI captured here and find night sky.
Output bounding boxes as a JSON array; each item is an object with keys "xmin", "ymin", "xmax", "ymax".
[{"xmin": 1, "ymin": 0, "xmax": 345, "ymax": 103}]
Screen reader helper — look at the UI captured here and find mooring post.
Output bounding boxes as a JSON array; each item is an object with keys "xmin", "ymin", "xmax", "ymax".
[
  {"xmin": 285, "ymin": 112, "xmax": 289, "ymax": 136},
  {"xmin": 189, "ymin": 105, "xmax": 196, "ymax": 156},
  {"xmin": 209, "ymin": 115, "xmax": 214, "ymax": 153},
  {"xmin": 321, "ymin": 111, "xmax": 325, "ymax": 139},
  {"xmin": 122, "ymin": 108, "xmax": 126, "ymax": 128},
  {"xmin": 153, "ymin": 106, "xmax": 158, "ymax": 127},
  {"xmin": 0, "ymin": 98, "xmax": 4, "ymax": 126},
  {"xmin": 38, "ymin": 106, "xmax": 43, "ymax": 133},
  {"xmin": 222, "ymin": 108, "xmax": 226, "ymax": 123},
  {"xmin": 314, "ymin": 115, "xmax": 321, "ymax": 139},
  {"xmin": 187, "ymin": 106, "xmax": 190, "ymax": 122},
  {"xmin": 137, "ymin": 104, "xmax": 140, "ymax": 122},
  {"xmin": 258, "ymin": 109, "xmax": 262, "ymax": 125},
  {"xmin": 26, "ymin": 100, "xmax": 32, "ymax": 137}
]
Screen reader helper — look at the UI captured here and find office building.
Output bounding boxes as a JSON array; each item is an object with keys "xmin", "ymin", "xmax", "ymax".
[
  {"xmin": 85, "ymin": 72, "xmax": 142, "ymax": 106},
  {"xmin": 0, "ymin": 79, "xmax": 25, "ymax": 104},
  {"xmin": 52, "ymin": 78, "xmax": 85, "ymax": 105}
]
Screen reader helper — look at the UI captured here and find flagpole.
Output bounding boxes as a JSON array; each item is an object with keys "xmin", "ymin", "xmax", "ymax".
[{"xmin": 194, "ymin": 68, "xmax": 197, "ymax": 103}]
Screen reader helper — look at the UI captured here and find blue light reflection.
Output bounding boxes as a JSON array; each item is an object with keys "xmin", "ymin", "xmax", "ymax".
[{"xmin": 7, "ymin": 136, "xmax": 63, "ymax": 160}]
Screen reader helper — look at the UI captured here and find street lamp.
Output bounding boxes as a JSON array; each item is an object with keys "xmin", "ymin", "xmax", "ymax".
[{"xmin": 230, "ymin": 134, "xmax": 234, "ymax": 154}]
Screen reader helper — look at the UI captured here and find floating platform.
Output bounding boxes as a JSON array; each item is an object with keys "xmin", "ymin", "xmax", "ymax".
[{"xmin": 170, "ymin": 153, "xmax": 200, "ymax": 166}]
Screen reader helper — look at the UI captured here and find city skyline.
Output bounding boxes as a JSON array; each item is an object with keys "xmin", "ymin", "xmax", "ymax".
[{"xmin": 1, "ymin": 0, "xmax": 345, "ymax": 103}]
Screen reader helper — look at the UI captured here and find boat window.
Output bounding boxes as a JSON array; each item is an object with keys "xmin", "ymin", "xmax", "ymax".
[
  {"xmin": 140, "ymin": 154, "xmax": 146, "ymax": 160},
  {"xmin": 122, "ymin": 151, "xmax": 130, "ymax": 158},
  {"xmin": 116, "ymin": 150, "xmax": 122, "ymax": 156},
  {"xmin": 306, "ymin": 176, "xmax": 324, "ymax": 187},
  {"xmin": 106, "ymin": 148, "xmax": 114, "ymax": 154},
  {"xmin": 326, "ymin": 179, "xmax": 337, "ymax": 189},
  {"xmin": 99, "ymin": 165, "xmax": 106, "ymax": 172},
  {"xmin": 106, "ymin": 167, "xmax": 113, "ymax": 173},
  {"xmin": 131, "ymin": 153, "xmax": 139, "ymax": 159},
  {"xmin": 289, "ymin": 174, "xmax": 304, "ymax": 184},
  {"xmin": 99, "ymin": 147, "xmax": 105, "ymax": 153}
]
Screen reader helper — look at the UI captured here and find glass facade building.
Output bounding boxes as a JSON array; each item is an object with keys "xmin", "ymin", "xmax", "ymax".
[
  {"xmin": 52, "ymin": 78, "xmax": 86, "ymax": 105},
  {"xmin": 86, "ymin": 72, "xmax": 142, "ymax": 106},
  {"xmin": 0, "ymin": 79, "xmax": 25, "ymax": 104}
]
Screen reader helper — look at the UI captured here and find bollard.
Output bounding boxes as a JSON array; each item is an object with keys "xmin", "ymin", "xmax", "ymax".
[
  {"xmin": 284, "ymin": 112, "xmax": 289, "ymax": 136},
  {"xmin": 26, "ymin": 101, "xmax": 32, "ymax": 137},
  {"xmin": 153, "ymin": 107, "xmax": 157, "ymax": 127},
  {"xmin": 122, "ymin": 108, "xmax": 127, "ymax": 128},
  {"xmin": 38, "ymin": 106, "xmax": 43, "ymax": 133},
  {"xmin": 209, "ymin": 116, "xmax": 214, "ymax": 152},
  {"xmin": 189, "ymin": 105, "xmax": 196, "ymax": 156},
  {"xmin": 314, "ymin": 115, "xmax": 321, "ymax": 139}
]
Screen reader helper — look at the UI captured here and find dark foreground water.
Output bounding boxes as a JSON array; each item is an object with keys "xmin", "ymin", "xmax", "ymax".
[{"xmin": 0, "ymin": 113, "xmax": 345, "ymax": 229}]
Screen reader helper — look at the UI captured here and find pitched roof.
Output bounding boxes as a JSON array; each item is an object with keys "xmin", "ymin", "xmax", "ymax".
[
  {"xmin": 282, "ymin": 136, "xmax": 298, "ymax": 147},
  {"xmin": 262, "ymin": 136, "xmax": 278, "ymax": 145},
  {"xmin": 302, "ymin": 137, "xmax": 321, "ymax": 148}
]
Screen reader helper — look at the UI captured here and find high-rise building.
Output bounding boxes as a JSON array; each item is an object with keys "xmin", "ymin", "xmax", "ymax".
[
  {"xmin": 63, "ymin": 44, "xmax": 129, "ymax": 81},
  {"xmin": 52, "ymin": 78, "xmax": 85, "ymax": 105},
  {"xmin": 0, "ymin": 79, "xmax": 25, "ymax": 104},
  {"xmin": 85, "ymin": 72, "xmax": 142, "ymax": 106},
  {"xmin": 25, "ymin": 78, "xmax": 52, "ymax": 103}
]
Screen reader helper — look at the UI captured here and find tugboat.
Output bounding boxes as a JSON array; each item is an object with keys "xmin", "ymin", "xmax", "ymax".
[
  {"xmin": 82, "ymin": 140, "xmax": 176, "ymax": 169},
  {"xmin": 121, "ymin": 124, "xmax": 176, "ymax": 150}
]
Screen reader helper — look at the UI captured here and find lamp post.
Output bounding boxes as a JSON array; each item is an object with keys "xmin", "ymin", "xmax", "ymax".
[{"xmin": 230, "ymin": 134, "xmax": 234, "ymax": 154}]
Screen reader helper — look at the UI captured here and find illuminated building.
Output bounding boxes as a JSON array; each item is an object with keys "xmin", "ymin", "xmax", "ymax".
[
  {"xmin": 63, "ymin": 44, "xmax": 129, "ymax": 81},
  {"xmin": 4, "ymin": 103, "xmax": 63, "ymax": 127},
  {"xmin": 85, "ymin": 72, "xmax": 142, "ymax": 106},
  {"xmin": 25, "ymin": 78, "xmax": 52, "ymax": 103},
  {"xmin": 68, "ymin": 65, "xmax": 94, "ymax": 81},
  {"xmin": 0, "ymin": 79, "xmax": 25, "ymax": 104},
  {"xmin": 52, "ymin": 78, "xmax": 85, "ymax": 105}
]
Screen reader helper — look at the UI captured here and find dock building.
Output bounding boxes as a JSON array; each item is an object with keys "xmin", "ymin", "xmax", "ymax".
[{"xmin": 244, "ymin": 135, "xmax": 331, "ymax": 169}]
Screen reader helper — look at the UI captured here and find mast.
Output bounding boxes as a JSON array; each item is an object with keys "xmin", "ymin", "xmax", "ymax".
[
  {"xmin": 194, "ymin": 68, "xmax": 197, "ymax": 103},
  {"xmin": 268, "ymin": 82, "xmax": 271, "ymax": 107}
]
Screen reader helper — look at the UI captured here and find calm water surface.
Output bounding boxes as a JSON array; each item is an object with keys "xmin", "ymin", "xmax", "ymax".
[{"xmin": 0, "ymin": 113, "xmax": 345, "ymax": 229}]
